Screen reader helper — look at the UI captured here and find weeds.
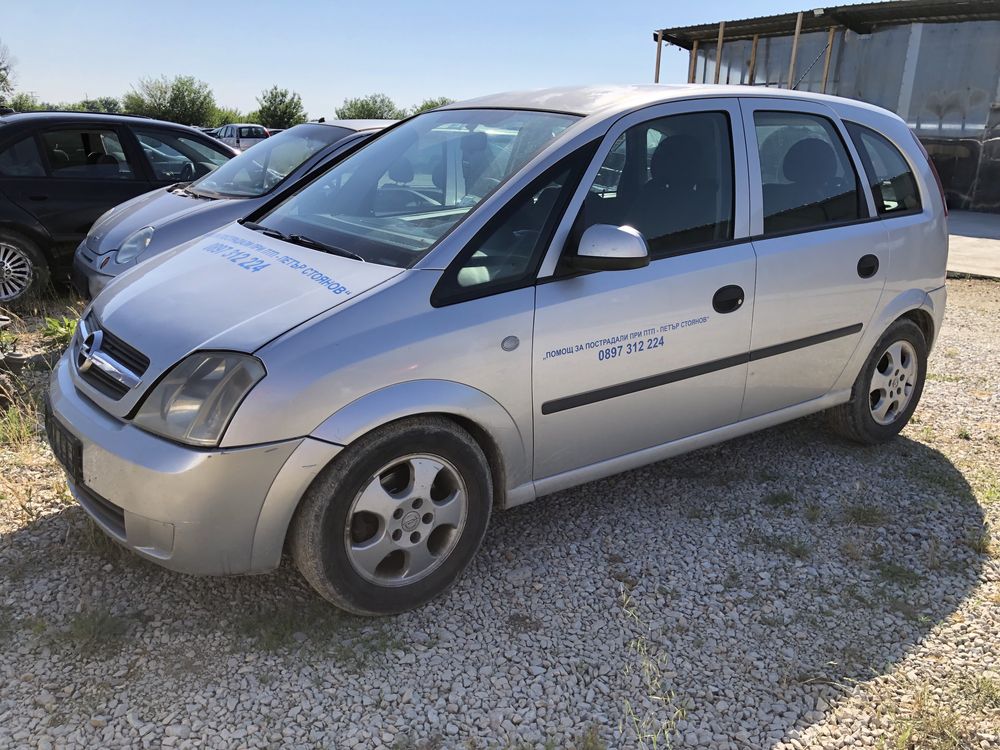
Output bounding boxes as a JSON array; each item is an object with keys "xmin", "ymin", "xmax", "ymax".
[
  {"xmin": 844, "ymin": 504, "xmax": 889, "ymax": 526},
  {"xmin": 63, "ymin": 606, "xmax": 130, "ymax": 655},
  {"xmin": 878, "ymin": 562, "xmax": 922, "ymax": 586},
  {"xmin": 763, "ymin": 492, "xmax": 796, "ymax": 509},
  {"xmin": 966, "ymin": 528, "xmax": 993, "ymax": 556},
  {"xmin": 41, "ymin": 316, "xmax": 77, "ymax": 349}
]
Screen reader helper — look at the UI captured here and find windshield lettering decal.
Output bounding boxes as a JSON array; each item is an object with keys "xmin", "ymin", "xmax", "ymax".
[{"xmin": 200, "ymin": 233, "xmax": 352, "ymax": 295}]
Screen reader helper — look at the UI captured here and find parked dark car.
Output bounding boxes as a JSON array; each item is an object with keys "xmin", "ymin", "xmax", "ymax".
[{"xmin": 0, "ymin": 111, "xmax": 237, "ymax": 303}]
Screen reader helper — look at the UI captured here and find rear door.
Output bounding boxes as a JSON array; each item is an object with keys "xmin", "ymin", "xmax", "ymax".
[
  {"xmin": 740, "ymin": 98, "xmax": 888, "ymax": 419},
  {"xmin": 5, "ymin": 124, "xmax": 153, "ymax": 247},
  {"xmin": 532, "ymin": 99, "xmax": 756, "ymax": 479}
]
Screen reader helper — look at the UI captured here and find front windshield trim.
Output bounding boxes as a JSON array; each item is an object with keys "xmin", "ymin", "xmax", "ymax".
[{"xmin": 253, "ymin": 108, "xmax": 582, "ymax": 270}]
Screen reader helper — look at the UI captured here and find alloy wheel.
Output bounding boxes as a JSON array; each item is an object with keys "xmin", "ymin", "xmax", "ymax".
[
  {"xmin": 869, "ymin": 340, "xmax": 918, "ymax": 426},
  {"xmin": 344, "ymin": 454, "xmax": 468, "ymax": 586},
  {"xmin": 0, "ymin": 242, "xmax": 32, "ymax": 302}
]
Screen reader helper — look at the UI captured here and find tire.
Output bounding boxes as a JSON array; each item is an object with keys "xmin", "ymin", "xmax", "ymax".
[
  {"xmin": 828, "ymin": 318, "xmax": 927, "ymax": 444},
  {"xmin": 290, "ymin": 416, "xmax": 493, "ymax": 615},
  {"xmin": 0, "ymin": 230, "xmax": 49, "ymax": 307}
]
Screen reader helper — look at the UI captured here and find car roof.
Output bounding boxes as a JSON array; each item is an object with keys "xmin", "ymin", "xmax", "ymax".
[
  {"xmin": 319, "ymin": 119, "xmax": 396, "ymax": 132},
  {"xmin": 0, "ymin": 110, "xmax": 223, "ymax": 137},
  {"xmin": 441, "ymin": 84, "xmax": 899, "ymax": 122}
]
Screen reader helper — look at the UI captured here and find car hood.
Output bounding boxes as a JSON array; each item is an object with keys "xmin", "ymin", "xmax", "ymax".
[
  {"xmin": 88, "ymin": 187, "xmax": 239, "ymax": 254},
  {"xmin": 90, "ymin": 223, "xmax": 402, "ymax": 404}
]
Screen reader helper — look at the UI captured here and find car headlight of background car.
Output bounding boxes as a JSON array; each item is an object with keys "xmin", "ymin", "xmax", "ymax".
[
  {"xmin": 115, "ymin": 226, "xmax": 155, "ymax": 264},
  {"xmin": 132, "ymin": 352, "xmax": 265, "ymax": 447}
]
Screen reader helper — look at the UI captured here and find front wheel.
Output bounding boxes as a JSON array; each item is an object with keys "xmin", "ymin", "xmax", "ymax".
[
  {"xmin": 290, "ymin": 416, "xmax": 492, "ymax": 615},
  {"xmin": 828, "ymin": 318, "xmax": 927, "ymax": 444}
]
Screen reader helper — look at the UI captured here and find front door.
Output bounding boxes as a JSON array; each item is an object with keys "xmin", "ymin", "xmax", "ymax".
[
  {"xmin": 532, "ymin": 100, "xmax": 757, "ymax": 480},
  {"xmin": 739, "ymin": 99, "xmax": 889, "ymax": 419}
]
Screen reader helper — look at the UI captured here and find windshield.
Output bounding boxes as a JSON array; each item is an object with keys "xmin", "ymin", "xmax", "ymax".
[
  {"xmin": 255, "ymin": 108, "xmax": 578, "ymax": 268},
  {"xmin": 190, "ymin": 124, "xmax": 350, "ymax": 198}
]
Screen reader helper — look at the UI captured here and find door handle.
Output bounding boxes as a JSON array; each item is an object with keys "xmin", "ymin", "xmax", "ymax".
[
  {"xmin": 857, "ymin": 254, "xmax": 880, "ymax": 279},
  {"xmin": 712, "ymin": 285, "xmax": 745, "ymax": 314}
]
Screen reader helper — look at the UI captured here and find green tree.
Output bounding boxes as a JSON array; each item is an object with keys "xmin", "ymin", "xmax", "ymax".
[
  {"xmin": 254, "ymin": 86, "xmax": 307, "ymax": 129},
  {"xmin": 123, "ymin": 75, "xmax": 215, "ymax": 125},
  {"xmin": 76, "ymin": 97, "xmax": 120, "ymax": 113},
  {"xmin": 335, "ymin": 93, "xmax": 406, "ymax": 120},
  {"xmin": 209, "ymin": 105, "xmax": 245, "ymax": 128},
  {"xmin": 0, "ymin": 40, "xmax": 14, "ymax": 105},
  {"xmin": 410, "ymin": 96, "xmax": 454, "ymax": 115},
  {"xmin": 6, "ymin": 91, "xmax": 37, "ymax": 112}
]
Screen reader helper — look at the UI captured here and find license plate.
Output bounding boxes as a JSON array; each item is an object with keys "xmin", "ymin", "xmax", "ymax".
[{"xmin": 44, "ymin": 401, "xmax": 83, "ymax": 483}]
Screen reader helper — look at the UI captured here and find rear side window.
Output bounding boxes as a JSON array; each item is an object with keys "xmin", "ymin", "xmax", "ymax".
[
  {"xmin": 0, "ymin": 136, "xmax": 46, "ymax": 177},
  {"xmin": 578, "ymin": 111, "xmax": 734, "ymax": 258},
  {"xmin": 846, "ymin": 122, "xmax": 921, "ymax": 215},
  {"xmin": 39, "ymin": 128, "xmax": 135, "ymax": 179},
  {"xmin": 753, "ymin": 111, "xmax": 862, "ymax": 235},
  {"xmin": 239, "ymin": 127, "xmax": 266, "ymax": 139},
  {"xmin": 133, "ymin": 128, "xmax": 230, "ymax": 181}
]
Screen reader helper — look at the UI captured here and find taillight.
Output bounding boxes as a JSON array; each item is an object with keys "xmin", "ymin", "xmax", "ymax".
[{"xmin": 910, "ymin": 131, "xmax": 947, "ymax": 216}]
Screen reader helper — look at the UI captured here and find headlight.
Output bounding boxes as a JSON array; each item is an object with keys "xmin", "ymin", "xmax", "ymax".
[
  {"xmin": 132, "ymin": 352, "xmax": 265, "ymax": 447},
  {"xmin": 115, "ymin": 226, "xmax": 155, "ymax": 264}
]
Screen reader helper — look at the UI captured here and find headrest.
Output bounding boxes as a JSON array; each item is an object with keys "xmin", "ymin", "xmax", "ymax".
[
  {"xmin": 650, "ymin": 134, "xmax": 704, "ymax": 188},
  {"xmin": 783, "ymin": 137, "xmax": 837, "ymax": 184},
  {"xmin": 388, "ymin": 157, "xmax": 414, "ymax": 184}
]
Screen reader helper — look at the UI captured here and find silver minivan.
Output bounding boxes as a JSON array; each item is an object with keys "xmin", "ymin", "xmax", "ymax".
[
  {"xmin": 47, "ymin": 86, "xmax": 948, "ymax": 615},
  {"xmin": 216, "ymin": 123, "xmax": 268, "ymax": 152}
]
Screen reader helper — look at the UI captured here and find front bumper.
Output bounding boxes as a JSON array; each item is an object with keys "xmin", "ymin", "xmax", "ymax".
[
  {"xmin": 47, "ymin": 353, "xmax": 340, "ymax": 575},
  {"xmin": 71, "ymin": 241, "xmax": 113, "ymax": 300}
]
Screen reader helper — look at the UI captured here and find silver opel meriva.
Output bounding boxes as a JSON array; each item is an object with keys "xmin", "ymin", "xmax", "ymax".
[{"xmin": 47, "ymin": 86, "xmax": 948, "ymax": 615}]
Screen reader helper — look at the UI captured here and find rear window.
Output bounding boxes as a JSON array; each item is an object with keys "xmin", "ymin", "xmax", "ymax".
[
  {"xmin": 846, "ymin": 122, "xmax": 922, "ymax": 216},
  {"xmin": 238, "ymin": 127, "xmax": 266, "ymax": 139}
]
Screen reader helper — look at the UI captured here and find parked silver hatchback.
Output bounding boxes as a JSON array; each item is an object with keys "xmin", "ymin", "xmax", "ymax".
[{"xmin": 47, "ymin": 86, "xmax": 948, "ymax": 614}]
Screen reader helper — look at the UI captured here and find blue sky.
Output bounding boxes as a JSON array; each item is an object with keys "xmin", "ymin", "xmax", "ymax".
[{"xmin": 5, "ymin": 0, "xmax": 817, "ymax": 117}]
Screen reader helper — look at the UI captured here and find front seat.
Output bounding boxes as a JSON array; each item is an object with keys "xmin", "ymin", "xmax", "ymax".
[{"xmin": 779, "ymin": 137, "xmax": 850, "ymax": 223}]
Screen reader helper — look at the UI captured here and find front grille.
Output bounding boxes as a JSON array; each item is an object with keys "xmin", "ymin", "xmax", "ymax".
[
  {"xmin": 76, "ymin": 315, "xmax": 150, "ymax": 401},
  {"xmin": 74, "ymin": 482, "xmax": 126, "ymax": 539}
]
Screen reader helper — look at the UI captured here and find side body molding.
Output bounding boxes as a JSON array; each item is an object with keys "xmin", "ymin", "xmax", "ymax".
[{"xmin": 310, "ymin": 379, "xmax": 534, "ymax": 508}]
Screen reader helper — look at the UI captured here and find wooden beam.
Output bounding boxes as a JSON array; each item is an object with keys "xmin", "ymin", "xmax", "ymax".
[
  {"xmin": 688, "ymin": 39, "xmax": 699, "ymax": 83},
  {"xmin": 786, "ymin": 11, "xmax": 804, "ymax": 89},
  {"xmin": 820, "ymin": 26, "xmax": 836, "ymax": 94},
  {"xmin": 747, "ymin": 34, "xmax": 759, "ymax": 85},
  {"xmin": 654, "ymin": 30, "xmax": 664, "ymax": 83},
  {"xmin": 713, "ymin": 21, "xmax": 725, "ymax": 84}
]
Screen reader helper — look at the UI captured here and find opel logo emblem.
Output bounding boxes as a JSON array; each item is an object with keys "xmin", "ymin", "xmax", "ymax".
[{"xmin": 77, "ymin": 330, "xmax": 103, "ymax": 373}]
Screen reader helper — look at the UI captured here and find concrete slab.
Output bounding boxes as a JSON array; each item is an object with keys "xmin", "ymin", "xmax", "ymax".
[{"xmin": 947, "ymin": 211, "xmax": 1000, "ymax": 279}]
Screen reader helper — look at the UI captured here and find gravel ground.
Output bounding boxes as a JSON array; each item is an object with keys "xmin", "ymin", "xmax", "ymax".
[{"xmin": 0, "ymin": 279, "xmax": 998, "ymax": 750}]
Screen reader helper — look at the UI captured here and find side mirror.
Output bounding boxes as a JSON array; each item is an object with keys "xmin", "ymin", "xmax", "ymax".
[{"xmin": 572, "ymin": 224, "xmax": 649, "ymax": 271}]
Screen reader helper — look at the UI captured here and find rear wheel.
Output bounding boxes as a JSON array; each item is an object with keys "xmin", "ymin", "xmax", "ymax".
[
  {"xmin": 0, "ymin": 231, "xmax": 49, "ymax": 306},
  {"xmin": 828, "ymin": 319, "xmax": 927, "ymax": 444},
  {"xmin": 290, "ymin": 416, "xmax": 492, "ymax": 615}
]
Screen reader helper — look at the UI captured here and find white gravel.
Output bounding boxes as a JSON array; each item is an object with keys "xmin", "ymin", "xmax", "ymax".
[{"xmin": 1, "ymin": 278, "xmax": 998, "ymax": 749}]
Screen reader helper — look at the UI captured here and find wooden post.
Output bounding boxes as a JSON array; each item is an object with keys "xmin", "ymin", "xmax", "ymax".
[
  {"xmin": 654, "ymin": 30, "xmax": 664, "ymax": 83},
  {"xmin": 688, "ymin": 40, "xmax": 699, "ymax": 83},
  {"xmin": 747, "ymin": 34, "xmax": 759, "ymax": 85},
  {"xmin": 714, "ymin": 21, "xmax": 725, "ymax": 84},
  {"xmin": 820, "ymin": 26, "xmax": 836, "ymax": 93},
  {"xmin": 787, "ymin": 11, "xmax": 804, "ymax": 88}
]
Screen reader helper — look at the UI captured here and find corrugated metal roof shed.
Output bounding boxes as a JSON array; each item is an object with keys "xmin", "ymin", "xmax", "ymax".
[{"xmin": 656, "ymin": 0, "xmax": 1000, "ymax": 48}]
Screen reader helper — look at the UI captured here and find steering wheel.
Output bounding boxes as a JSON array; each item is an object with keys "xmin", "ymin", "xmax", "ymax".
[{"xmin": 179, "ymin": 161, "xmax": 195, "ymax": 182}]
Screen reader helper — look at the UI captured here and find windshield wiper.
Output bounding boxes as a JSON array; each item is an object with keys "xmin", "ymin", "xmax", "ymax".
[
  {"xmin": 239, "ymin": 219, "xmax": 288, "ymax": 241},
  {"xmin": 286, "ymin": 234, "xmax": 365, "ymax": 262}
]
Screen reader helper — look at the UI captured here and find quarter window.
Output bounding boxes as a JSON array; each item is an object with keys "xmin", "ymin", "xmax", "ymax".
[
  {"xmin": 39, "ymin": 128, "xmax": 134, "ymax": 179},
  {"xmin": 0, "ymin": 137, "xmax": 46, "ymax": 177},
  {"xmin": 577, "ymin": 111, "xmax": 734, "ymax": 257},
  {"xmin": 846, "ymin": 122, "xmax": 921, "ymax": 215},
  {"xmin": 753, "ymin": 111, "xmax": 862, "ymax": 234}
]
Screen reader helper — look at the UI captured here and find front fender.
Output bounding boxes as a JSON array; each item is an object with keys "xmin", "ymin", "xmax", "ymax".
[
  {"xmin": 311, "ymin": 379, "xmax": 533, "ymax": 507},
  {"xmin": 831, "ymin": 287, "xmax": 935, "ymax": 393}
]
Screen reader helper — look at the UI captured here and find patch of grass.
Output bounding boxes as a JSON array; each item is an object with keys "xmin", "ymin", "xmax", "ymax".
[
  {"xmin": 966, "ymin": 528, "xmax": 993, "ymax": 556},
  {"xmin": 0, "ymin": 397, "xmax": 36, "ymax": 448},
  {"xmin": 76, "ymin": 517, "xmax": 124, "ymax": 561},
  {"xmin": 754, "ymin": 531, "xmax": 811, "ymax": 560},
  {"xmin": 943, "ymin": 347, "xmax": 959, "ymax": 359},
  {"xmin": 842, "ymin": 539, "xmax": 865, "ymax": 561},
  {"xmin": 956, "ymin": 428, "xmax": 972, "ymax": 441},
  {"xmin": 41, "ymin": 316, "xmax": 77, "ymax": 349},
  {"xmin": 844, "ymin": 504, "xmax": 890, "ymax": 526},
  {"xmin": 804, "ymin": 504, "xmax": 822, "ymax": 523},
  {"xmin": 763, "ymin": 491, "xmax": 796, "ymax": 509},
  {"xmin": 890, "ymin": 687, "xmax": 975, "ymax": 750},
  {"xmin": 64, "ymin": 607, "xmax": 130, "ymax": 655},
  {"xmin": 878, "ymin": 562, "xmax": 922, "ymax": 586},
  {"xmin": 926, "ymin": 372, "xmax": 962, "ymax": 383},
  {"xmin": 965, "ymin": 676, "xmax": 1000, "ymax": 710}
]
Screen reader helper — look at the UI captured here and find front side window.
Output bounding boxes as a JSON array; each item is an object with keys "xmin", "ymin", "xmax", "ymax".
[
  {"xmin": 190, "ymin": 124, "xmax": 349, "ymax": 197},
  {"xmin": 133, "ymin": 128, "xmax": 230, "ymax": 182},
  {"xmin": 576, "ymin": 111, "xmax": 734, "ymax": 257},
  {"xmin": 0, "ymin": 136, "xmax": 46, "ymax": 177},
  {"xmin": 40, "ymin": 128, "xmax": 134, "ymax": 179},
  {"xmin": 257, "ymin": 108, "xmax": 578, "ymax": 268},
  {"xmin": 846, "ymin": 122, "xmax": 921, "ymax": 215},
  {"xmin": 754, "ymin": 111, "xmax": 862, "ymax": 234}
]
